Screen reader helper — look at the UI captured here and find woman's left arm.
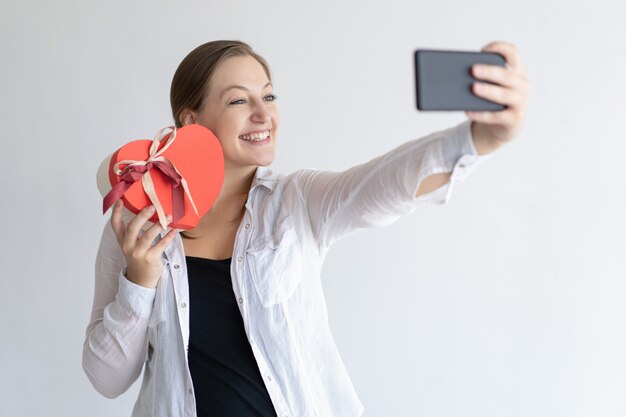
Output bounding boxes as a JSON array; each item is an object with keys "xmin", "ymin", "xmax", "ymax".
[{"xmin": 416, "ymin": 41, "xmax": 529, "ymax": 197}]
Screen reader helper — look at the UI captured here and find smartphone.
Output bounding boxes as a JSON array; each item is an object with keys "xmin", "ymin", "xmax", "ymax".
[{"xmin": 415, "ymin": 49, "xmax": 507, "ymax": 111}]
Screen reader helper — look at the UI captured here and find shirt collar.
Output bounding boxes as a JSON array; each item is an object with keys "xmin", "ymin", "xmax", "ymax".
[{"xmin": 251, "ymin": 165, "xmax": 278, "ymax": 192}]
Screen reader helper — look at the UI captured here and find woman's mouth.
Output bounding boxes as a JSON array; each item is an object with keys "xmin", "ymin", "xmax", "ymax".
[{"xmin": 239, "ymin": 130, "xmax": 271, "ymax": 143}]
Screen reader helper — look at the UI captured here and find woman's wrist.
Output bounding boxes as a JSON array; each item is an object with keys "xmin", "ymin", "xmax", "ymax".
[{"xmin": 470, "ymin": 122, "xmax": 508, "ymax": 155}]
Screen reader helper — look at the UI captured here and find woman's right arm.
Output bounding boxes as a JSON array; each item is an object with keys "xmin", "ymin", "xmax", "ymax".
[
  {"xmin": 297, "ymin": 122, "xmax": 484, "ymax": 250},
  {"xmin": 82, "ymin": 202, "xmax": 175, "ymax": 398}
]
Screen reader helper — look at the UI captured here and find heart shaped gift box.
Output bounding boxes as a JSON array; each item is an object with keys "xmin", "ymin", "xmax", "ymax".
[{"xmin": 97, "ymin": 124, "xmax": 224, "ymax": 230}]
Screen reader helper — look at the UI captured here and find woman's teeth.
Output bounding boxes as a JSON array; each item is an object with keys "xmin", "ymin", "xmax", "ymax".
[{"xmin": 239, "ymin": 131, "xmax": 270, "ymax": 142}]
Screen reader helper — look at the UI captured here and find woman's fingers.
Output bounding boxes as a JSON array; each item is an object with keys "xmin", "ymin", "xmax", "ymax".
[
  {"xmin": 467, "ymin": 41, "xmax": 529, "ymax": 130},
  {"xmin": 471, "ymin": 81, "xmax": 526, "ymax": 109},
  {"xmin": 464, "ymin": 41, "xmax": 529, "ymax": 149},
  {"xmin": 150, "ymin": 228, "xmax": 177, "ymax": 255},
  {"xmin": 111, "ymin": 203, "xmax": 165, "ymax": 250},
  {"xmin": 471, "ymin": 41, "xmax": 529, "ymax": 108},
  {"xmin": 110, "ymin": 200, "xmax": 127, "ymax": 246},
  {"xmin": 471, "ymin": 64, "xmax": 527, "ymax": 90},
  {"xmin": 110, "ymin": 202, "xmax": 172, "ymax": 256},
  {"xmin": 480, "ymin": 41, "xmax": 526, "ymax": 75},
  {"xmin": 123, "ymin": 206, "xmax": 156, "ymax": 252},
  {"xmin": 136, "ymin": 214, "xmax": 173, "ymax": 252}
]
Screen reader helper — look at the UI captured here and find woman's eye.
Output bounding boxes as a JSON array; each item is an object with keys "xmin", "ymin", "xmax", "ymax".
[{"xmin": 229, "ymin": 95, "xmax": 277, "ymax": 105}]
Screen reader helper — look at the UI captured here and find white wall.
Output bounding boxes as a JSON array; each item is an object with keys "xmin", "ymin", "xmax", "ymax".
[{"xmin": 2, "ymin": 0, "xmax": 625, "ymax": 416}]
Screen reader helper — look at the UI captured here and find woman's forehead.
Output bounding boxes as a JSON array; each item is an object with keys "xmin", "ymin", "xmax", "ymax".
[{"xmin": 210, "ymin": 56, "xmax": 270, "ymax": 92}]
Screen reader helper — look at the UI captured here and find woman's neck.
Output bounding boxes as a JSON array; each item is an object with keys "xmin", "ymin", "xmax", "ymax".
[
  {"xmin": 220, "ymin": 164, "xmax": 257, "ymax": 199},
  {"xmin": 182, "ymin": 165, "xmax": 256, "ymax": 238}
]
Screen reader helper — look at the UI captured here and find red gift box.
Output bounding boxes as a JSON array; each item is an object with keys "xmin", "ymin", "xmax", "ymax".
[{"xmin": 98, "ymin": 125, "xmax": 224, "ymax": 230}]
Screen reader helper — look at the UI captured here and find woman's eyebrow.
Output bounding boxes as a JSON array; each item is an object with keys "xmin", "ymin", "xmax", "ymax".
[{"xmin": 220, "ymin": 82, "xmax": 273, "ymax": 99}]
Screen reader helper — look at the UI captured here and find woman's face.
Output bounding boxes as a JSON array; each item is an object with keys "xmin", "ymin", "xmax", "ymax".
[{"xmin": 186, "ymin": 55, "xmax": 279, "ymax": 171}]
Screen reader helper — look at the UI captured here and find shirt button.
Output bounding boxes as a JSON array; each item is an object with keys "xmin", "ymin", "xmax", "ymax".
[
  {"xmin": 244, "ymin": 223, "xmax": 251, "ymax": 229},
  {"xmin": 188, "ymin": 388, "xmax": 193, "ymax": 395},
  {"xmin": 173, "ymin": 264, "xmax": 180, "ymax": 269},
  {"xmin": 267, "ymin": 375, "xmax": 272, "ymax": 381},
  {"xmin": 180, "ymin": 302, "xmax": 187, "ymax": 308},
  {"xmin": 459, "ymin": 163, "xmax": 466, "ymax": 169},
  {"xmin": 238, "ymin": 297, "xmax": 244, "ymax": 304},
  {"xmin": 237, "ymin": 256, "xmax": 243, "ymax": 262}
]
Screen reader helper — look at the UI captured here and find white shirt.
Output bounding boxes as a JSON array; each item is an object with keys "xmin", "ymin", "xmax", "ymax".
[{"xmin": 83, "ymin": 121, "xmax": 488, "ymax": 417}]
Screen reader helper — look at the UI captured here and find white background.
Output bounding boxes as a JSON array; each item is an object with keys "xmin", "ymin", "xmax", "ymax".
[{"xmin": 2, "ymin": 0, "xmax": 626, "ymax": 416}]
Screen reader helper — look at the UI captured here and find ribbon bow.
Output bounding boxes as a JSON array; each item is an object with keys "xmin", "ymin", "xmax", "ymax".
[{"xmin": 102, "ymin": 126, "xmax": 199, "ymax": 229}]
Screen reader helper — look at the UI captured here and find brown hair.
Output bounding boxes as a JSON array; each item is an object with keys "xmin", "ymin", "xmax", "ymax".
[{"xmin": 170, "ymin": 40, "xmax": 272, "ymax": 128}]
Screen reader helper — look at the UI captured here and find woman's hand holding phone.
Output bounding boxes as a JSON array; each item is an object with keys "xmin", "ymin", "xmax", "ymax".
[
  {"xmin": 110, "ymin": 200, "xmax": 177, "ymax": 288},
  {"xmin": 466, "ymin": 41, "xmax": 530, "ymax": 154}
]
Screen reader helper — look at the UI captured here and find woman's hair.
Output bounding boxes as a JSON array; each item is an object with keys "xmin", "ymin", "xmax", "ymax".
[{"xmin": 170, "ymin": 40, "xmax": 272, "ymax": 127}]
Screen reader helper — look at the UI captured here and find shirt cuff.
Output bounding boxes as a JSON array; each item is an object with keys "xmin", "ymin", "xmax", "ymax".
[
  {"xmin": 415, "ymin": 120, "xmax": 491, "ymax": 204},
  {"xmin": 449, "ymin": 120, "xmax": 491, "ymax": 182},
  {"xmin": 115, "ymin": 272, "xmax": 156, "ymax": 319}
]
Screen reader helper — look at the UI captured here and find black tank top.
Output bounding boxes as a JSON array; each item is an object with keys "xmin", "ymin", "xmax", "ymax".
[{"xmin": 186, "ymin": 256, "xmax": 278, "ymax": 417}]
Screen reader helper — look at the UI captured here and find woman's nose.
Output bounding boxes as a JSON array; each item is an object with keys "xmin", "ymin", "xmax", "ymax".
[{"xmin": 251, "ymin": 101, "xmax": 272, "ymax": 123}]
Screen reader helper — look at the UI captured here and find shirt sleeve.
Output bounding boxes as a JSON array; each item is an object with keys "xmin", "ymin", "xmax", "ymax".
[
  {"xmin": 299, "ymin": 120, "xmax": 490, "ymax": 249},
  {"xmin": 82, "ymin": 220, "xmax": 156, "ymax": 398}
]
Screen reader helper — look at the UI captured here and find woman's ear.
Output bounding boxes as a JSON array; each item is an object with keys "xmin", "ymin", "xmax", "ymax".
[{"xmin": 181, "ymin": 111, "xmax": 196, "ymax": 126}]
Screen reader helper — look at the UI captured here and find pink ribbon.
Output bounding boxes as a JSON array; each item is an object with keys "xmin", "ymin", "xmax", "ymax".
[{"xmin": 102, "ymin": 126, "xmax": 199, "ymax": 229}]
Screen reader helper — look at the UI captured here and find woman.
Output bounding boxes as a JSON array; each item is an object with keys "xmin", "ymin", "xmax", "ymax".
[{"xmin": 83, "ymin": 40, "xmax": 529, "ymax": 417}]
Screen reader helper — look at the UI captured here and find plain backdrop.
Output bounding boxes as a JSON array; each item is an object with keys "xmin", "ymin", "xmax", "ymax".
[{"xmin": 2, "ymin": 1, "xmax": 625, "ymax": 416}]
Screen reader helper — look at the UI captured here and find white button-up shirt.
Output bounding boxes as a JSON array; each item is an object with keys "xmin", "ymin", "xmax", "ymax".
[{"xmin": 83, "ymin": 121, "xmax": 487, "ymax": 417}]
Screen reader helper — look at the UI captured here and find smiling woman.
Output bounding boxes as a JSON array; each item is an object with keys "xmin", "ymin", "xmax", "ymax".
[{"xmin": 82, "ymin": 40, "xmax": 529, "ymax": 417}]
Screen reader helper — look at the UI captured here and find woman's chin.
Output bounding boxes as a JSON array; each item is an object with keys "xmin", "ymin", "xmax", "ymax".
[
  {"xmin": 251, "ymin": 150, "xmax": 276, "ymax": 167},
  {"xmin": 256, "ymin": 158, "xmax": 274, "ymax": 167},
  {"xmin": 224, "ymin": 155, "xmax": 275, "ymax": 172}
]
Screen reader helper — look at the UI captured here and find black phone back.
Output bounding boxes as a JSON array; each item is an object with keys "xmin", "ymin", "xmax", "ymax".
[{"xmin": 415, "ymin": 49, "xmax": 506, "ymax": 111}]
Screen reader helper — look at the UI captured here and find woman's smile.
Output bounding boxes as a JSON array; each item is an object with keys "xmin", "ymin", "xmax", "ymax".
[{"xmin": 239, "ymin": 129, "xmax": 271, "ymax": 143}]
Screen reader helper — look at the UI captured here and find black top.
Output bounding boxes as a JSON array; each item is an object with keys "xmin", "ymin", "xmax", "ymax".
[{"xmin": 186, "ymin": 256, "xmax": 278, "ymax": 417}]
